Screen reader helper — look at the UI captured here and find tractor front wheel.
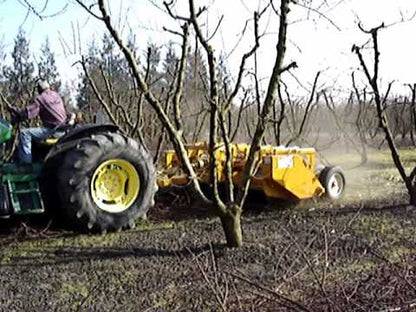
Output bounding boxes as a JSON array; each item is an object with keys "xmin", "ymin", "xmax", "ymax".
[{"xmin": 56, "ymin": 132, "xmax": 157, "ymax": 232}]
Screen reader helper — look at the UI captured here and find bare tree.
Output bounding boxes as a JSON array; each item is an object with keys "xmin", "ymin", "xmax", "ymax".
[
  {"xmin": 321, "ymin": 85, "xmax": 371, "ymax": 166},
  {"xmin": 285, "ymin": 71, "xmax": 320, "ymax": 147},
  {"xmin": 73, "ymin": 0, "xmax": 294, "ymax": 247},
  {"xmin": 353, "ymin": 23, "xmax": 416, "ymax": 205},
  {"xmin": 407, "ymin": 83, "xmax": 416, "ymax": 146},
  {"xmin": 77, "ymin": 38, "xmax": 168, "ymax": 150}
]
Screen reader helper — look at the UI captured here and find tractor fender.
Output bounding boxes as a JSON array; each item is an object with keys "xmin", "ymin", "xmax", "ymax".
[
  {"xmin": 57, "ymin": 124, "xmax": 119, "ymax": 144},
  {"xmin": 43, "ymin": 124, "xmax": 119, "ymax": 163}
]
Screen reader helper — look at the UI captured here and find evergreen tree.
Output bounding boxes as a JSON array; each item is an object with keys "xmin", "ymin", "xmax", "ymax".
[
  {"xmin": 0, "ymin": 39, "xmax": 5, "ymax": 81},
  {"xmin": 184, "ymin": 45, "xmax": 208, "ymax": 105},
  {"xmin": 162, "ymin": 41, "xmax": 178, "ymax": 88},
  {"xmin": 38, "ymin": 37, "xmax": 61, "ymax": 90},
  {"xmin": 0, "ymin": 39, "xmax": 7, "ymax": 115},
  {"xmin": 0, "ymin": 38, "xmax": 6, "ymax": 86},
  {"xmin": 77, "ymin": 35, "xmax": 131, "ymax": 124},
  {"xmin": 122, "ymin": 30, "xmax": 140, "ymax": 90},
  {"xmin": 217, "ymin": 53, "xmax": 231, "ymax": 102},
  {"xmin": 5, "ymin": 29, "xmax": 35, "ymax": 106},
  {"xmin": 146, "ymin": 41, "xmax": 162, "ymax": 89},
  {"xmin": 77, "ymin": 39, "xmax": 101, "ymax": 118},
  {"xmin": 126, "ymin": 30, "xmax": 139, "ymax": 63},
  {"xmin": 101, "ymin": 33, "xmax": 124, "ymax": 78}
]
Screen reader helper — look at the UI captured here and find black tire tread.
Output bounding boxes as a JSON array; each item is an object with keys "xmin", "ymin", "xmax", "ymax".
[{"xmin": 56, "ymin": 132, "xmax": 156, "ymax": 232}]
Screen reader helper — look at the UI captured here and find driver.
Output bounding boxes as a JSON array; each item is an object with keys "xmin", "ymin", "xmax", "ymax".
[{"xmin": 9, "ymin": 80, "xmax": 67, "ymax": 163}]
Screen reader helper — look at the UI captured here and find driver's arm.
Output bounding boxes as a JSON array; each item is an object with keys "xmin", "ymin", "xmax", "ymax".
[{"xmin": 18, "ymin": 97, "xmax": 41, "ymax": 121}]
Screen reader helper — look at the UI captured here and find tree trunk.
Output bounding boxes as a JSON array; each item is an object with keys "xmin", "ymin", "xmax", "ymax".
[
  {"xmin": 410, "ymin": 192, "xmax": 416, "ymax": 206},
  {"xmin": 359, "ymin": 140, "xmax": 368, "ymax": 166},
  {"xmin": 408, "ymin": 182, "xmax": 416, "ymax": 206},
  {"xmin": 219, "ymin": 205, "xmax": 243, "ymax": 248},
  {"xmin": 410, "ymin": 129, "xmax": 415, "ymax": 146}
]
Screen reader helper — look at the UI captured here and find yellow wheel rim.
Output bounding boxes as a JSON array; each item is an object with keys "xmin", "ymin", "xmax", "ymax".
[{"xmin": 91, "ymin": 159, "xmax": 140, "ymax": 213}]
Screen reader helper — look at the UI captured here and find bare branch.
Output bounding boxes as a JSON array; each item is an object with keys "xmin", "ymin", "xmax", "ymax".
[
  {"xmin": 279, "ymin": 61, "xmax": 298, "ymax": 74},
  {"xmin": 73, "ymin": 0, "xmax": 103, "ymax": 20},
  {"xmin": 236, "ymin": 0, "xmax": 291, "ymax": 206},
  {"xmin": 206, "ymin": 15, "xmax": 224, "ymax": 42},
  {"xmin": 189, "ymin": 0, "xmax": 226, "ymax": 211},
  {"xmin": 162, "ymin": 27, "xmax": 184, "ymax": 37},
  {"xmin": 286, "ymin": 71, "xmax": 321, "ymax": 146},
  {"xmin": 0, "ymin": 91, "xmax": 12, "ymax": 108},
  {"xmin": 99, "ymin": 65, "xmax": 134, "ymax": 129},
  {"xmin": 293, "ymin": 1, "xmax": 342, "ymax": 31},
  {"xmin": 77, "ymin": 57, "xmax": 125, "ymax": 132},
  {"xmin": 163, "ymin": 0, "xmax": 193, "ymax": 22},
  {"xmin": 227, "ymin": 271, "xmax": 313, "ymax": 312},
  {"xmin": 382, "ymin": 81, "xmax": 394, "ymax": 106},
  {"xmin": 225, "ymin": 11, "xmax": 260, "ymax": 112},
  {"xmin": 173, "ymin": 22, "xmax": 190, "ymax": 131}
]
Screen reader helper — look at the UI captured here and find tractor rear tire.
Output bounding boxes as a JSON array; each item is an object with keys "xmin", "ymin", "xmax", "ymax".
[
  {"xmin": 56, "ymin": 132, "xmax": 157, "ymax": 232},
  {"xmin": 319, "ymin": 166, "xmax": 345, "ymax": 201}
]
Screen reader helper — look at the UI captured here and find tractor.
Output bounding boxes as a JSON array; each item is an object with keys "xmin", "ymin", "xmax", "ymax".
[
  {"xmin": 0, "ymin": 117, "xmax": 157, "ymax": 232},
  {"xmin": 0, "ymin": 114, "xmax": 345, "ymax": 233}
]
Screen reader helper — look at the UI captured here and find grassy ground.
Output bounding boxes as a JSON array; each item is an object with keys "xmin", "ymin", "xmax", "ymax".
[{"xmin": 0, "ymin": 148, "xmax": 415, "ymax": 311}]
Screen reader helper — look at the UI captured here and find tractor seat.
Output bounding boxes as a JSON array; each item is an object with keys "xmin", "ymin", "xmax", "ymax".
[
  {"xmin": 33, "ymin": 124, "xmax": 74, "ymax": 146},
  {"xmin": 38, "ymin": 137, "xmax": 60, "ymax": 146}
]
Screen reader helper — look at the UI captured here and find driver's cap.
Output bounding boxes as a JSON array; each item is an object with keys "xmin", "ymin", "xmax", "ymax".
[{"xmin": 38, "ymin": 80, "xmax": 50, "ymax": 91}]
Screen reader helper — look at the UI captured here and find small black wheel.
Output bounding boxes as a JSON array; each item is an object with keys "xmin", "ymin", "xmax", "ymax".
[
  {"xmin": 319, "ymin": 166, "xmax": 345, "ymax": 200},
  {"xmin": 56, "ymin": 132, "xmax": 157, "ymax": 232}
]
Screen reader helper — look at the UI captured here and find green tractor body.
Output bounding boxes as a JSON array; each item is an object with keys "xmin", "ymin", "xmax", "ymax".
[
  {"xmin": 0, "ymin": 119, "xmax": 43, "ymax": 216},
  {"xmin": 0, "ymin": 163, "xmax": 44, "ymax": 215},
  {"xmin": 0, "ymin": 118, "xmax": 157, "ymax": 232},
  {"xmin": 0, "ymin": 119, "xmax": 12, "ymax": 143}
]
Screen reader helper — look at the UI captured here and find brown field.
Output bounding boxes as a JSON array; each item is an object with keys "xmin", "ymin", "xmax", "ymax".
[{"xmin": 0, "ymin": 149, "xmax": 415, "ymax": 311}]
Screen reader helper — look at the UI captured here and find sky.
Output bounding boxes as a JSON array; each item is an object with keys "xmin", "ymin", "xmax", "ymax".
[{"xmin": 0, "ymin": 0, "xmax": 416, "ymax": 98}]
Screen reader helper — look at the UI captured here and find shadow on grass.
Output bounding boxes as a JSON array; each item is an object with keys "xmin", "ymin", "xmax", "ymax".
[
  {"xmin": 0, "ymin": 214, "xmax": 61, "ymax": 237},
  {"xmin": 0, "ymin": 242, "xmax": 226, "ymax": 268},
  {"xmin": 151, "ymin": 188, "xmax": 297, "ymax": 222}
]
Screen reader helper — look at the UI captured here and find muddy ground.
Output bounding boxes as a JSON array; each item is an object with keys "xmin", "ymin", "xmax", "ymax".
[{"xmin": 0, "ymin": 150, "xmax": 415, "ymax": 311}]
